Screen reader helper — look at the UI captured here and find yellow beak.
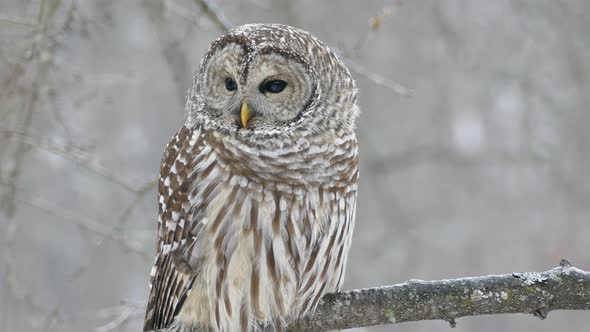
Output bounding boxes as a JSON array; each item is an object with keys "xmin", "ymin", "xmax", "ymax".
[{"xmin": 241, "ymin": 100, "xmax": 252, "ymax": 128}]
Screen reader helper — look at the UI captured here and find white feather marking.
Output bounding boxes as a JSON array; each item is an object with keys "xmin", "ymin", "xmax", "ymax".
[
  {"xmin": 206, "ymin": 166, "xmax": 221, "ymax": 181},
  {"xmin": 308, "ymin": 144, "xmax": 328, "ymax": 154},
  {"xmin": 161, "ymin": 243, "xmax": 172, "ymax": 255},
  {"xmin": 248, "ymin": 181, "xmax": 263, "ymax": 193},
  {"xmin": 164, "ymin": 176, "xmax": 171, "ymax": 187},
  {"xmin": 172, "ymin": 211, "xmax": 180, "ymax": 222},
  {"xmin": 293, "ymin": 186, "xmax": 304, "ymax": 196},
  {"xmin": 239, "ymin": 176, "xmax": 249, "ymax": 187},
  {"xmin": 275, "ymin": 182, "xmax": 291, "ymax": 193},
  {"xmin": 189, "ymin": 131, "xmax": 199, "ymax": 146},
  {"xmin": 260, "ymin": 149, "xmax": 280, "ymax": 158},
  {"xmin": 199, "ymin": 144, "xmax": 212, "ymax": 158},
  {"xmin": 182, "ymin": 201, "xmax": 191, "ymax": 213},
  {"xmin": 200, "ymin": 150, "xmax": 217, "ymax": 171},
  {"xmin": 217, "ymin": 157, "xmax": 228, "ymax": 169},
  {"xmin": 263, "ymin": 188, "xmax": 274, "ymax": 202},
  {"xmin": 150, "ymin": 264, "xmax": 157, "ymax": 277},
  {"xmin": 335, "ymin": 137, "xmax": 347, "ymax": 145},
  {"xmin": 168, "ymin": 221, "xmax": 177, "ymax": 231},
  {"xmin": 279, "ymin": 196, "xmax": 287, "ymax": 211}
]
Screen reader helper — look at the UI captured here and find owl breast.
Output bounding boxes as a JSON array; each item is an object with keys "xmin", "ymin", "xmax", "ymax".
[{"xmin": 167, "ymin": 125, "xmax": 358, "ymax": 331}]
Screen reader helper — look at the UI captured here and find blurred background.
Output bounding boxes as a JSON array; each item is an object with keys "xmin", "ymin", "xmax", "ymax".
[{"xmin": 1, "ymin": 0, "xmax": 589, "ymax": 331}]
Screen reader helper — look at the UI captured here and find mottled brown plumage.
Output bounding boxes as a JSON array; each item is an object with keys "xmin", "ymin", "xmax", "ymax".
[{"xmin": 144, "ymin": 24, "xmax": 359, "ymax": 332}]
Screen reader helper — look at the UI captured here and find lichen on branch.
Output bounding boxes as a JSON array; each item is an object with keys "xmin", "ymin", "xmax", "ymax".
[{"xmin": 289, "ymin": 260, "xmax": 590, "ymax": 331}]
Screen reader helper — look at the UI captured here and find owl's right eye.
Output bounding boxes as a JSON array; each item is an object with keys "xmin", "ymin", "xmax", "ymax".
[{"xmin": 225, "ymin": 77, "xmax": 237, "ymax": 91}]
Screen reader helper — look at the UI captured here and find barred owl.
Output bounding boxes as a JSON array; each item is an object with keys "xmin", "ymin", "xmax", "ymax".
[{"xmin": 144, "ymin": 24, "xmax": 359, "ymax": 332}]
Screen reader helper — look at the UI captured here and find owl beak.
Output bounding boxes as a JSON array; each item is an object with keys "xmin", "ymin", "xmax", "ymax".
[{"xmin": 240, "ymin": 100, "xmax": 253, "ymax": 128}]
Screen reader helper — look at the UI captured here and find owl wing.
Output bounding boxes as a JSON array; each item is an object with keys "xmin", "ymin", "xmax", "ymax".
[{"xmin": 144, "ymin": 126, "xmax": 202, "ymax": 331}]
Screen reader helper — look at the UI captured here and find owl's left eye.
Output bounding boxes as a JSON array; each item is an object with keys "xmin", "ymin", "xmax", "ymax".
[
  {"xmin": 261, "ymin": 80, "xmax": 287, "ymax": 94},
  {"xmin": 225, "ymin": 77, "xmax": 238, "ymax": 91}
]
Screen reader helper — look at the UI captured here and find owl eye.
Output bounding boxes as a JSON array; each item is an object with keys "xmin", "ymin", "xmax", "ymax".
[
  {"xmin": 261, "ymin": 80, "xmax": 287, "ymax": 94},
  {"xmin": 225, "ymin": 77, "xmax": 237, "ymax": 91}
]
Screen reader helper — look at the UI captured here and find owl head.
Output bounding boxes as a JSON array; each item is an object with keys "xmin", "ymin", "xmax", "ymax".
[{"xmin": 186, "ymin": 24, "xmax": 359, "ymax": 138}]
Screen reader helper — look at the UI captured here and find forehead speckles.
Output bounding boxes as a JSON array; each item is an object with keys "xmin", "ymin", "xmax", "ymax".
[{"xmin": 208, "ymin": 24, "xmax": 326, "ymax": 69}]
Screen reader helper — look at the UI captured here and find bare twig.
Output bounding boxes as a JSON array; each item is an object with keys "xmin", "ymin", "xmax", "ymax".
[
  {"xmin": 0, "ymin": 181, "xmax": 151, "ymax": 258},
  {"xmin": 368, "ymin": 5, "xmax": 396, "ymax": 31},
  {"xmin": 32, "ymin": 174, "xmax": 155, "ymax": 331},
  {"xmin": 289, "ymin": 261, "xmax": 590, "ymax": 331},
  {"xmin": 1, "ymin": 2, "xmax": 58, "ymax": 330},
  {"xmin": 369, "ymin": 144, "xmax": 547, "ymax": 173},
  {"xmin": 94, "ymin": 301, "xmax": 145, "ymax": 332},
  {"xmin": 194, "ymin": 0, "xmax": 233, "ymax": 32},
  {"xmin": 0, "ymin": 14, "xmax": 37, "ymax": 27},
  {"xmin": 1, "ymin": 0, "xmax": 56, "ymax": 218},
  {"xmin": 144, "ymin": 1, "xmax": 191, "ymax": 103},
  {"xmin": 0, "ymin": 127, "xmax": 146, "ymax": 193},
  {"xmin": 343, "ymin": 57, "xmax": 414, "ymax": 97}
]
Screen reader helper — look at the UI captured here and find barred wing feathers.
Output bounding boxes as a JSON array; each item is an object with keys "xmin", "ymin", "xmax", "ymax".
[{"xmin": 144, "ymin": 126, "xmax": 202, "ymax": 331}]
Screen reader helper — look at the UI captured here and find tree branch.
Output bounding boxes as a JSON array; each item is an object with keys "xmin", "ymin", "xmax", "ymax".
[
  {"xmin": 194, "ymin": 0, "xmax": 232, "ymax": 32},
  {"xmin": 289, "ymin": 260, "xmax": 590, "ymax": 331}
]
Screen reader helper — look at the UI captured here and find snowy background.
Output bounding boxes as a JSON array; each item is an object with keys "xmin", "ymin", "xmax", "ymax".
[{"xmin": 1, "ymin": 0, "xmax": 589, "ymax": 331}]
